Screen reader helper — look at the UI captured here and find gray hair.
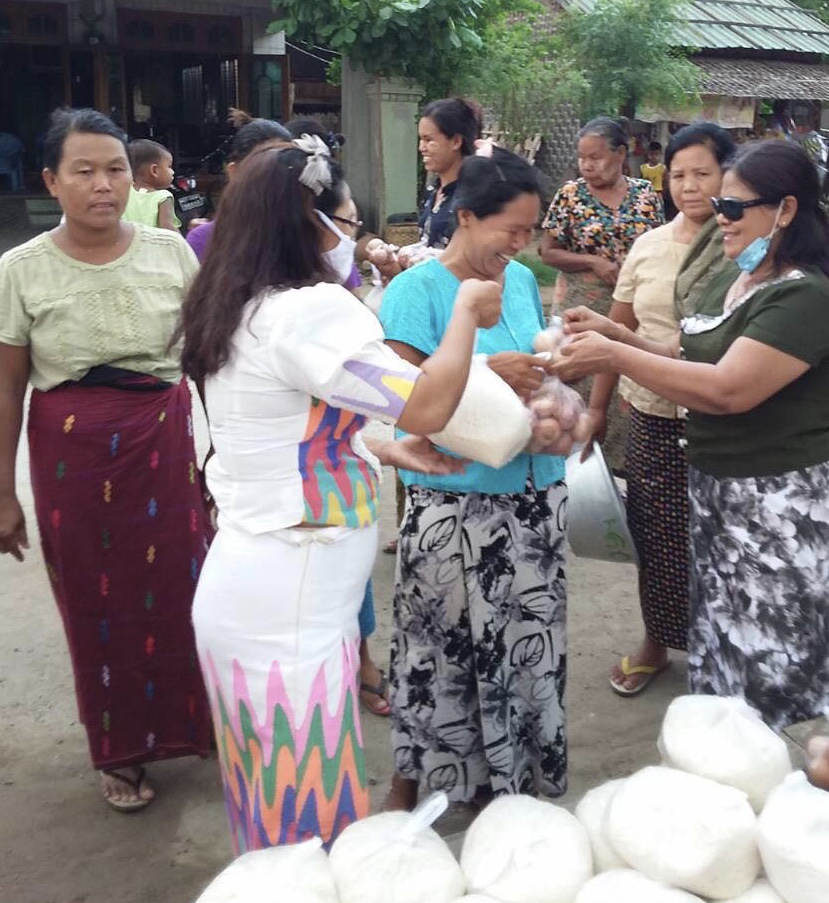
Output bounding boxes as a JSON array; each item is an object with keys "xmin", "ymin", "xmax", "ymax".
[{"xmin": 578, "ymin": 117, "xmax": 628, "ymax": 152}]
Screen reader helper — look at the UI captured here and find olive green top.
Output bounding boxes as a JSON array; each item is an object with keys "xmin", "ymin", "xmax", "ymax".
[{"xmin": 0, "ymin": 224, "xmax": 198, "ymax": 390}]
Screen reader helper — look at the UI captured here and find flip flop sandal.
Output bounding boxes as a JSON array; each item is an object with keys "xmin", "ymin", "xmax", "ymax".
[
  {"xmin": 101, "ymin": 766, "xmax": 154, "ymax": 812},
  {"xmin": 382, "ymin": 539, "xmax": 398, "ymax": 554},
  {"xmin": 360, "ymin": 670, "xmax": 391, "ymax": 717},
  {"xmin": 608, "ymin": 655, "xmax": 669, "ymax": 698}
]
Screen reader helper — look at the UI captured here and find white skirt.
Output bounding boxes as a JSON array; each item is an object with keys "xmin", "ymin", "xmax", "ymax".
[{"xmin": 193, "ymin": 520, "xmax": 377, "ymax": 850}]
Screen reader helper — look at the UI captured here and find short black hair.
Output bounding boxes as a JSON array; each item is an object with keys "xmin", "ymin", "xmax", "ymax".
[
  {"xmin": 43, "ymin": 107, "xmax": 127, "ymax": 172},
  {"xmin": 228, "ymin": 118, "xmax": 292, "ymax": 162},
  {"xmin": 127, "ymin": 139, "xmax": 170, "ymax": 173},
  {"xmin": 453, "ymin": 146, "xmax": 540, "ymax": 219},
  {"xmin": 648, "ymin": 141, "xmax": 662, "ymax": 152},
  {"xmin": 665, "ymin": 121, "xmax": 735, "ymax": 171}
]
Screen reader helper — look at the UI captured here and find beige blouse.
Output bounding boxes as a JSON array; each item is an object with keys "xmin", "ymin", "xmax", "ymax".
[
  {"xmin": 0, "ymin": 224, "xmax": 198, "ymax": 390},
  {"xmin": 613, "ymin": 221, "xmax": 688, "ymax": 418}
]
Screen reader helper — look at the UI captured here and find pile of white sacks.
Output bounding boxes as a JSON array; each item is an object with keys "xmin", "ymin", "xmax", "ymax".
[{"xmin": 194, "ymin": 695, "xmax": 829, "ymax": 903}]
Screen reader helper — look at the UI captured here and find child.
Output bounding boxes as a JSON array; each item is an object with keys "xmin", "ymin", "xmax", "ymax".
[
  {"xmin": 124, "ymin": 138, "xmax": 179, "ymax": 231},
  {"xmin": 640, "ymin": 141, "xmax": 666, "ymax": 198}
]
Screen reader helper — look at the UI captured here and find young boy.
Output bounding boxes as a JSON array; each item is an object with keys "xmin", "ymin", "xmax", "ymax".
[
  {"xmin": 123, "ymin": 139, "xmax": 179, "ymax": 231},
  {"xmin": 640, "ymin": 141, "xmax": 666, "ymax": 198}
]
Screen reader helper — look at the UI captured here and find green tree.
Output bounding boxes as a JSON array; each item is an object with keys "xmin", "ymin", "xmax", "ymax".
[
  {"xmin": 557, "ymin": 0, "xmax": 700, "ymax": 118},
  {"xmin": 270, "ymin": 0, "xmax": 509, "ymax": 98}
]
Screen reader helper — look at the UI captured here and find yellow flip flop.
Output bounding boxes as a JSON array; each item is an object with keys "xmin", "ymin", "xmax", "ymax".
[{"xmin": 609, "ymin": 655, "xmax": 669, "ymax": 697}]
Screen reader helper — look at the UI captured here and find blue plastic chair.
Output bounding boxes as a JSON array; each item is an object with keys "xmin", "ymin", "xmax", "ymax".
[{"xmin": 0, "ymin": 133, "xmax": 25, "ymax": 191}]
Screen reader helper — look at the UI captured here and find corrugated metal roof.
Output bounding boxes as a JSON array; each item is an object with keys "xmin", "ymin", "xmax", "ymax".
[
  {"xmin": 557, "ymin": 0, "xmax": 829, "ymax": 54},
  {"xmin": 694, "ymin": 55, "xmax": 829, "ymax": 98}
]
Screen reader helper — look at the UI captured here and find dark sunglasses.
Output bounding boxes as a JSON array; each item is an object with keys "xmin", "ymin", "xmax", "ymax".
[
  {"xmin": 329, "ymin": 213, "xmax": 363, "ymax": 230},
  {"xmin": 710, "ymin": 196, "xmax": 780, "ymax": 221}
]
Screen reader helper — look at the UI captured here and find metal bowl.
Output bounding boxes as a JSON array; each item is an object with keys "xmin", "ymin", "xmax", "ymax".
[{"xmin": 565, "ymin": 440, "xmax": 639, "ymax": 565}]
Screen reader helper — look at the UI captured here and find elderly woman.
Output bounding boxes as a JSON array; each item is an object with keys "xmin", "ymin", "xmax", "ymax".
[
  {"xmin": 541, "ymin": 116, "xmax": 663, "ymax": 470},
  {"xmin": 0, "ymin": 108, "xmax": 212, "ymax": 811},
  {"xmin": 380, "ymin": 147, "xmax": 567, "ymax": 811},
  {"xmin": 179, "ymin": 141, "xmax": 502, "ymax": 850},
  {"xmin": 556, "ymin": 140, "xmax": 829, "ymax": 732},
  {"xmin": 582, "ymin": 122, "xmax": 737, "ymax": 696}
]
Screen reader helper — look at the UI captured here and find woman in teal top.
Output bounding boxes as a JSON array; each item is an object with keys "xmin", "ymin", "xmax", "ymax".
[
  {"xmin": 555, "ymin": 140, "xmax": 829, "ymax": 732},
  {"xmin": 380, "ymin": 147, "xmax": 567, "ymax": 810}
]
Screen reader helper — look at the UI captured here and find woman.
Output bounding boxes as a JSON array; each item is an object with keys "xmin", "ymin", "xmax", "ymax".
[
  {"xmin": 179, "ymin": 142, "xmax": 502, "ymax": 850},
  {"xmin": 185, "ymin": 110, "xmax": 292, "ymax": 261},
  {"xmin": 0, "ymin": 108, "xmax": 212, "ymax": 810},
  {"xmin": 417, "ymin": 97, "xmax": 481, "ymax": 249},
  {"xmin": 583, "ymin": 123, "xmax": 736, "ymax": 696},
  {"xmin": 556, "ymin": 140, "xmax": 829, "ymax": 732},
  {"xmin": 380, "ymin": 148, "xmax": 567, "ymax": 811},
  {"xmin": 540, "ymin": 116, "xmax": 663, "ymax": 471}
]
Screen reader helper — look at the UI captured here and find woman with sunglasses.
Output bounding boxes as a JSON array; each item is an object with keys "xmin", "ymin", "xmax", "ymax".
[{"xmin": 554, "ymin": 140, "xmax": 829, "ymax": 731}]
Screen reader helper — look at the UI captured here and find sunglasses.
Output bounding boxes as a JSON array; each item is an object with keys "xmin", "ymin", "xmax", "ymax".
[
  {"xmin": 710, "ymin": 196, "xmax": 780, "ymax": 221},
  {"xmin": 330, "ymin": 213, "xmax": 363, "ymax": 230}
]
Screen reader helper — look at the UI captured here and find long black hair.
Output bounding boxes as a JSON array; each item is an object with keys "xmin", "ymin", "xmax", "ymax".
[
  {"xmin": 43, "ymin": 107, "xmax": 127, "ymax": 171},
  {"xmin": 730, "ymin": 140, "xmax": 829, "ymax": 278},
  {"xmin": 179, "ymin": 147, "xmax": 335, "ymax": 381}
]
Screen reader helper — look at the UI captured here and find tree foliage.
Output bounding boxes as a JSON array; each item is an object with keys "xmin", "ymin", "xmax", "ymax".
[
  {"xmin": 269, "ymin": 0, "xmax": 508, "ymax": 97},
  {"xmin": 557, "ymin": 0, "xmax": 700, "ymax": 118}
]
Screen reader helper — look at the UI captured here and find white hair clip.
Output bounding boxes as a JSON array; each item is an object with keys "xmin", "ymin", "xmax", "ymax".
[
  {"xmin": 474, "ymin": 137, "xmax": 497, "ymax": 158},
  {"xmin": 292, "ymin": 133, "xmax": 333, "ymax": 195}
]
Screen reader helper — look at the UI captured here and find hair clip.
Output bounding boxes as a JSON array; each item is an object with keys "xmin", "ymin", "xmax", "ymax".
[{"xmin": 292, "ymin": 133, "xmax": 333, "ymax": 195}]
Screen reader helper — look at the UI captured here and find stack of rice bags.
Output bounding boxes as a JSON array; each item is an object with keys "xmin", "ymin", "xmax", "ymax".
[
  {"xmin": 573, "ymin": 695, "xmax": 829, "ymax": 903},
  {"xmin": 193, "ymin": 695, "xmax": 828, "ymax": 903}
]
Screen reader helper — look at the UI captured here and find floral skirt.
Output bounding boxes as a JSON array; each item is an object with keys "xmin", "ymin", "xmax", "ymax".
[
  {"xmin": 687, "ymin": 463, "xmax": 829, "ymax": 731},
  {"xmin": 390, "ymin": 480, "xmax": 568, "ymax": 802},
  {"xmin": 626, "ymin": 409, "xmax": 688, "ymax": 650}
]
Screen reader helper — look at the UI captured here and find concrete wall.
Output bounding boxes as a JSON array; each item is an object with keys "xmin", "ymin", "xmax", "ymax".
[{"xmin": 342, "ymin": 61, "xmax": 422, "ymax": 234}]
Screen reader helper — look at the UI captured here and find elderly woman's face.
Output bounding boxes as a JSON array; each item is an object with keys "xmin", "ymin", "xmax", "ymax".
[
  {"xmin": 667, "ymin": 143, "xmax": 723, "ymax": 225},
  {"xmin": 577, "ymin": 134, "xmax": 625, "ymax": 189}
]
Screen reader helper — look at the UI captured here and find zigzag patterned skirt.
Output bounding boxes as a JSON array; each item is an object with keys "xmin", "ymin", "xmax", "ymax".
[{"xmin": 193, "ymin": 521, "xmax": 374, "ymax": 851}]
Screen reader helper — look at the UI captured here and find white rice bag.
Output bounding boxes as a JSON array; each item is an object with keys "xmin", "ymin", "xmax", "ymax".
[
  {"xmin": 429, "ymin": 357, "xmax": 532, "ymax": 468},
  {"xmin": 194, "ymin": 837, "xmax": 338, "ymax": 903},
  {"xmin": 718, "ymin": 879, "xmax": 787, "ymax": 902},
  {"xmin": 447, "ymin": 897, "xmax": 503, "ymax": 903},
  {"xmin": 574, "ymin": 870, "xmax": 706, "ymax": 903},
  {"xmin": 329, "ymin": 810, "xmax": 464, "ymax": 903},
  {"xmin": 757, "ymin": 769, "xmax": 829, "ymax": 903},
  {"xmin": 658, "ymin": 695, "xmax": 792, "ymax": 811},
  {"xmin": 574, "ymin": 778, "xmax": 628, "ymax": 872},
  {"xmin": 606, "ymin": 766, "xmax": 760, "ymax": 899},
  {"xmin": 461, "ymin": 794, "xmax": 593, "ymax": 903}
]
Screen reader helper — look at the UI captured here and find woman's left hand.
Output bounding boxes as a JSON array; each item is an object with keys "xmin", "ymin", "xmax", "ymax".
[
  {"xmin": 380, "ymin": 435, "xmax": 469, "ymax": 474},
  {"xmin": 552, "ymin": 331, "xmax": 617, "ymax": 382}
]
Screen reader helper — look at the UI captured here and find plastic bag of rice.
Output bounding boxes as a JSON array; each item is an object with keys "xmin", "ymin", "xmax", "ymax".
[
  {"xmin": 658, "ymin": 695, "xmax": 792, "ymax": 812},
  {"xmin": 194, "ymin": 837, "xmax": 338, "ymax": 903},
  {"xmin": 606, "ymin": 766, "xmax": 760, "ymax": 899},
  {"xmin": 757, "ymin": 769, "xmax": 829, "ymax": 903},
  {"xmin": 329, "ymin": 806, "xmax": 464, "ymax": 903},
  {"xmin": 718, "ymin": 879, "xmax": 787, "ymax": 902},
  {"xmin": 574, "ymin": 779, "xmax": 628, "ymax": 872},
  {"xmin": 429, "ymin": 357, "xmax": 532, "ymax": 468},
  {"xmin": 461, "ymin": 794, "xmax": 593, "ymax": 903},
  {"xmin": 574, "ymin": 869, "xmax": 705, "ymax": 903}
]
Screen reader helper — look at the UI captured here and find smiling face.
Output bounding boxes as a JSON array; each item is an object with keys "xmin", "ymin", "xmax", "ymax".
[
  {"xmin": 43, "ymin": 132, "xmax": 132, "ymax": 229},
  {"xmin": 577, "ymin": 134, "xmax": 626, "ymax": 189},
  {"xmin": 716, "ymin": 170, "xmax": 785, "ymax": 261},
  {"xmin": 455, "ymin": 192, "xmax": 540, "ymax": 280},
  {"xmin": 418, "ymin": 116, "xmax": 463, "ymax": 179},
  {"xmin": 668, "ymin": 143, "xmax": 724, "ymax": 225}
]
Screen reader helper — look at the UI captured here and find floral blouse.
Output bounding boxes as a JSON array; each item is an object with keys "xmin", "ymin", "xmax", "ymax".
[{"xmin": 541, "ymin": 177, "xmax": 663, "ymax": 264}]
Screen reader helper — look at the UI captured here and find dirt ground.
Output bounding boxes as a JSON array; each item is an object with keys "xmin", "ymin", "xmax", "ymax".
[{"xmin": 0, "ymin": 236, "xmax": 690, "ymax": 902}]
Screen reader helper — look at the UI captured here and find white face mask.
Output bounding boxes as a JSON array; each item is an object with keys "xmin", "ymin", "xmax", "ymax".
[{"xmin": 316, "ymin": 210, "xmax": 357, "ymax": 284}]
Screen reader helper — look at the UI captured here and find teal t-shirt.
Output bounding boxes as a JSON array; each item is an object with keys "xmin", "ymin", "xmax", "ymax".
[
  {"xmin": 379, "ymin": 258, "xmax": 565, "ymax": 494},
  {"xmin": 681, "ymin": 266, "xmax": 829, "ymax": 478}
]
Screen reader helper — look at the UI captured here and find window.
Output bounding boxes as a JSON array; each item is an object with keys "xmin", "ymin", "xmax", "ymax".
[
  {"xmin": 207, "ymin": 23, "xmax": 233, "ymax": 48},
  {"xmin": 27, "ymin": 14, "xmax": 58, "ymax": 37},
  {"xmin": 125, "ymin": 18, "xmax": 154, "ymax": 41},
  {"xmin": 168, "ymin": 22, "xmax": 195, "ymax": 44}
]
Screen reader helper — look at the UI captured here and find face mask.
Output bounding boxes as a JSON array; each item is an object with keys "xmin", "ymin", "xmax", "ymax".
[
  {"xmin": 316, "ymin": 210, "xmax": 357, "ymax": 284},
  {"xmin": 735, "ymin": 201, "xmax": 784, "ymax": 274}
]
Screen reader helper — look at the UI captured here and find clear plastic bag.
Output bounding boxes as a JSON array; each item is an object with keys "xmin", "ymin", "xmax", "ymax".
[{"xmin": 526, "ymin": 372, "xmax": 591, "ymax": 457}]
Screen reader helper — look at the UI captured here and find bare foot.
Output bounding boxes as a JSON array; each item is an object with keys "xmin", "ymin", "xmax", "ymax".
[
  {"xmin": 101, "ymin": 766, "xmax": 155, "ymax": 812},
  {"xmin": 358, "ymin": 640, "xmax": 391, "ymax": 716},
  {"xmin": 609, "ymin": 636, "xmax": 669, "ymax": 695},
  {"xmin": 384, "ymin": 774, "xmax": 418, "ymax": 811},
  {"xmin": 806, "ymin": 735, "xmax": 829, "ymax": 791}
]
